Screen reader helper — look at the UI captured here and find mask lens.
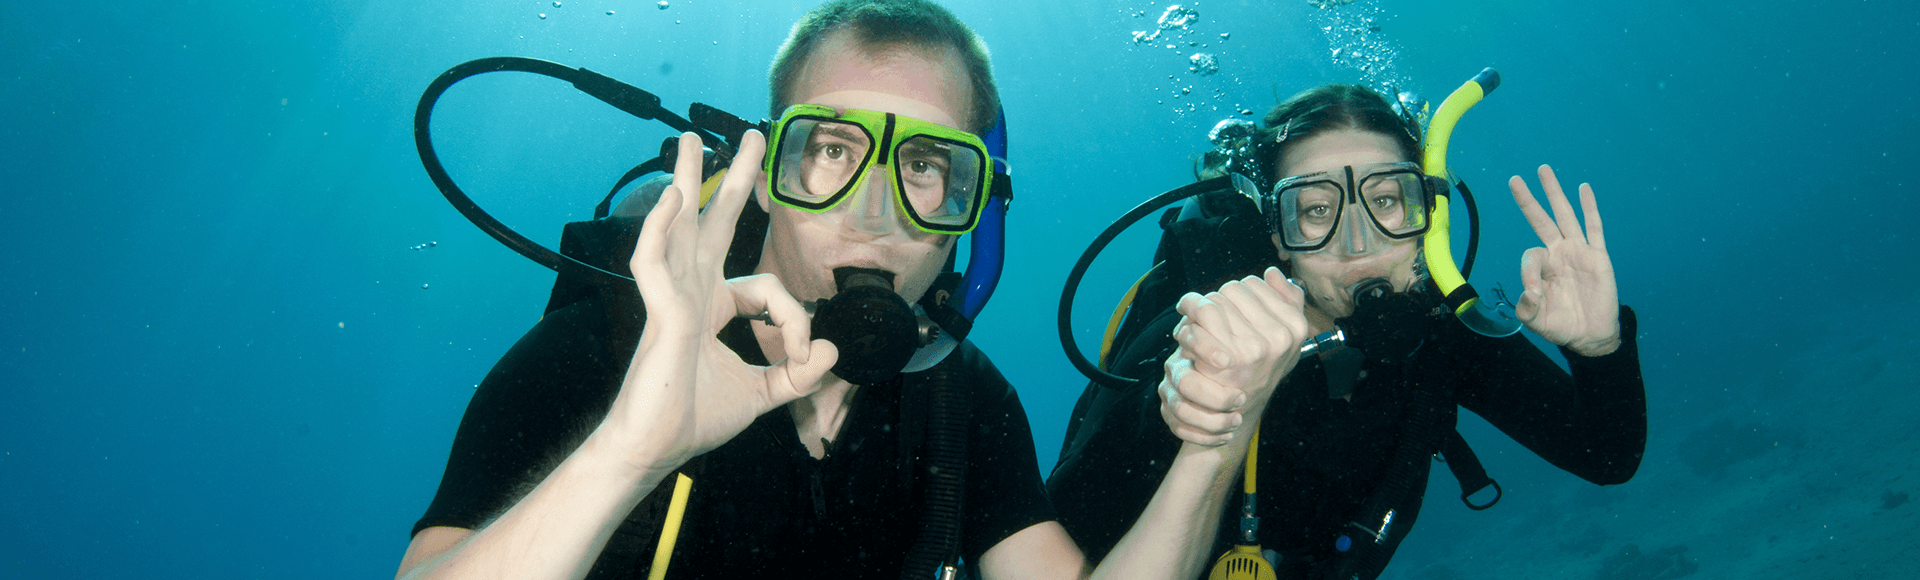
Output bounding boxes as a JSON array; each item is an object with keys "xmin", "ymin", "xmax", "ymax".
[
  {"xmin": 894, "ymin": 135, "xmax": 985, "ymax": 232},
  {"xmin": 1277, "ymin": 177, "xmax": 1342, "ymax": 249},
  {"xmin": 1356, "ymin": 169, "xmax": 1428, "ymax": 237},
  {"xmin": 773, "ymin": 118, "xmax": 873, "ymax": 209}
]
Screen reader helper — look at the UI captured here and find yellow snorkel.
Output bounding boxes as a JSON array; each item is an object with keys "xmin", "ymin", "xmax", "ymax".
[{"xmin": 1421, "ymin": 68, "xmax": 1523, "ymax": 337}]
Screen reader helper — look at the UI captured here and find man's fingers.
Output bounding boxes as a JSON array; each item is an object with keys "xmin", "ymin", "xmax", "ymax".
[
  {"xmin": 633, "ymin": 184, "xmax": 685, "ymax": 276},
  {"xmin": 1169, "ymin": 391, "xmax": 1243, "ymax": 435},
  {"xmin": 1538, "ymin": 165, "xmax": 1584, "ymax": 244},
  {"xmin": 1510, "ymin": 174, "xmax": 1561, "ymax": 246},
  {"xmin": 733, "ymin": 274, "xmax": 812, "ymax": 365},
  {"xmin": 670, "ymin": 132, "xmax": 705, "ymax": 216},
  {"xmin": 769, "ymin": 339, "xmax": 838, "ymax": 400},
  {"xmin": 1159, "ymin": 370, "xmax": 1242, "ymax": 439},
  {"xmin": 1166, "ymin": 343, "xmax": 1246, "ymax": 412},
  {"xmin": 1579, "ymin": 183, "xmax": 1605, "ymax": 250},
  {"xmin": 697, "ymin": 130, "xmax": 766, "ymax": 252},
  {"xmin": 1162, "ymin": 403, "xmax": 1234, "ymax": 446}
]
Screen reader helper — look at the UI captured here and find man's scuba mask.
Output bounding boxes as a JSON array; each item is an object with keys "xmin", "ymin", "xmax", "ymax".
[
  {"xmin": 765, "ymin": 104, "xmax": 992, "ymax": 236},
  {"xmin": 1259, "ymin": 162, "xmax": 1446, "ymax": 255}
]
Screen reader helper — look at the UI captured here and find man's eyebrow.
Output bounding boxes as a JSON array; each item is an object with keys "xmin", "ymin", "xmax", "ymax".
[
  {"xmin": 810, "ymin": 123, "xmax": 869, "ymax": 145},
  {"xmin": 898, "ymin": 139, "xmax": 952, "ymax": 156}
]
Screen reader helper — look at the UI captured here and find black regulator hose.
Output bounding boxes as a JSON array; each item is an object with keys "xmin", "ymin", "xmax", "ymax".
[
  {"xmin": 900, "ymin": 363, "xmax": 970, "ymax": 580},
  {"xmin": 1058, "ymin": 176, "xmax": 1243, "ymax": 391},
  {"xmin": 412, "ymin": 56, "xmax": 725, "ymax": 284}
]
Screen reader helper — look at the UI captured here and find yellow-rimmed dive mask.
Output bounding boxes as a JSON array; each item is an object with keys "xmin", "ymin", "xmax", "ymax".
[
  {"xmin": 765, "ymin": 104, "xmax": 992, "ymax": 236},
  {"xmin": 1258, "ymin": 161, "xmax": 1445, "ymax": 255}
]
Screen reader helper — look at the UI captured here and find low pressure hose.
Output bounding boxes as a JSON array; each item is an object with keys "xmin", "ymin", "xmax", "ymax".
[{"xmin": 899, "ymin": 363, "xmax": 970, "ymax": 580}]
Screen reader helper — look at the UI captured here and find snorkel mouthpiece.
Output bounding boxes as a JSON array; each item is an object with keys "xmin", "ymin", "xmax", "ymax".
[{"xmin": 813, "ymin": 267, "xmax": 923, "ymax": 384}]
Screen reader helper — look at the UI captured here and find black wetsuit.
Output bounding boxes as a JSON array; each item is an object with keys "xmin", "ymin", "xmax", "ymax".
[
  {"xmin": 1047, "ymin": 302, "xmax": 1646, "ymax": 580},
  {"xmin": 414, "ymin": 294, "xmax": 1056, "ymax": 579}
]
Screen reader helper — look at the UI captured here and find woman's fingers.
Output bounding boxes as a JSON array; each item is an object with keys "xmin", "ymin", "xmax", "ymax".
[
  {"xmin": 1175, "ymin": 293, "xmax": 1230, "ymax": 343},
  {"xmin": 1176, "ymin": 318, "xmax": 1233, "ymax": 370},
  {"xmin": 1537, "ymin": 165, "xmax": 1585, "ymax": 244},
  {"xmin": 1516, "ymin": 247, "xmax": 1547, "ymax": 323},
  {"xmin": 1580, "ymin": 182, "xmax": 1605, "ymax": 250},
  {"xmin": 1510, "ymin": 174, "xmax": 1561, "ymax": 246},
  {"xmin": 1263, "ymin": 268, "xmax": 1310, "ymax": 342}
]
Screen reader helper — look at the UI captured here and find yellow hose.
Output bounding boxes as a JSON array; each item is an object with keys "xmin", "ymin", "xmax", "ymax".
[
  {"xmin": 1098, "ymin": 264, "xmax": 1162, "ymax": 370},
  {"xmin": 646, "ymin": 474, "xmax": 694, "ymax": 580}
]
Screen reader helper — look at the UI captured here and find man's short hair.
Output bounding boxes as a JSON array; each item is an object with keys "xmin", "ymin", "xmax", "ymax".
[{"xmin": 768, "ymin": 0, "xmax": 999, "ymax": 134}]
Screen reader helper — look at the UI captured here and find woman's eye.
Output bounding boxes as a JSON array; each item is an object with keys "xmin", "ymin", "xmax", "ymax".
[{"xmin": 1371, "ymin": 195, "xmax": 1399, "ymax": 209}]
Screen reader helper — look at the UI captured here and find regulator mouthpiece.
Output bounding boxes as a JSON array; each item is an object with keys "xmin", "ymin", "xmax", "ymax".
[
  {"xmin": 1349, "ymin": 277, "xmax": 1395, "ymax": 305},
  {"xmin": 812, "ymin": 267, "xmax": 923, "ymax": 384}
]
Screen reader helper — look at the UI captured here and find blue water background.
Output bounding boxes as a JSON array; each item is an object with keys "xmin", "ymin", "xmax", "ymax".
[{"xmin": 4, "ymin": 1, "xmax": 1916, "ymax": 578}]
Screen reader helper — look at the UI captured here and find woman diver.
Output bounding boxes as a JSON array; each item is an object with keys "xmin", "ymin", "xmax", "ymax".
[{"xmin": 1046, "ymin": 83, "xmax": 1647, "ymax": 580}]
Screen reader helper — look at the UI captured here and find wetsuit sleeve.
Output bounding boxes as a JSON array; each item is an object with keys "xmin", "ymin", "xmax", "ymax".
[
  {"xmin": 960, "ymin": 346, "xmax": 1063, "ymax": 564},
  {"xmin": 412, "ymin": 298, "xmax": 636, "ymax": 536},
  {"xmin": 1045, "ymin": 310, "xmax": 1185, "ymax": 564},
  {"xmin": 1454, "ymin": 305, "xmax": 1646, "ymax": 485}
]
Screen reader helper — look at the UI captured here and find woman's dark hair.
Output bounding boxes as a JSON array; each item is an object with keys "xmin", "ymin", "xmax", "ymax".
[{"xmin": 1199, "ymin": 84, "xmax": 1420, "ymax": 187}]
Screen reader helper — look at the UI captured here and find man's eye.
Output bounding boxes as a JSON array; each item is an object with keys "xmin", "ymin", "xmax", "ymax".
[{"xmin": 822, "ymin": 144, "xmax": 846, "ymax": 159}]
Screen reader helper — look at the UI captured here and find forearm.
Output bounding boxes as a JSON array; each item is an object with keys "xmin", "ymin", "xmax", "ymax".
[
  {"xmin": 402, "ymin": 431, "xmax": 674, "ymax": 580},
  {"xmin": 1089, "ymin": 431, "xmax": 1252, "ymax": 580},
  {"xmin": 402, "ymin": 328, "xmax": 697, "ymax": 580}
]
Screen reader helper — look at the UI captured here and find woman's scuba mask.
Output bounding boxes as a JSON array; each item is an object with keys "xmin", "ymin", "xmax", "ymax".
[{"xmin": 1259, "ymin": 162, "xmax": 1444, "ymax": 256}]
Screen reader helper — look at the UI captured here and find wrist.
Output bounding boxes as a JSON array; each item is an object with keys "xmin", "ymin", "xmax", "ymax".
[
  {"xmin": 1566, "ymin": 328, "xmax": 1623, "ymax": 358},
  {"xmin": 582, "ymin": 418, "xmax": 685, "ymax": 485}
]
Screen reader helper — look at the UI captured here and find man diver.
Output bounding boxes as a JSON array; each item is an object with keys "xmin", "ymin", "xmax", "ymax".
[
  {"xmin": 398, "ymin": 2, "xmax": 1272, "ymax": 578},
  {"xmin": 1048, "ymin": 84, "xmax": 1647, "ymax": 579}
]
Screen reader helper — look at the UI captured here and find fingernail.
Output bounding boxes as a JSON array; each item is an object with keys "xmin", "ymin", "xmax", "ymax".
[{"xmin": 1232, "ymin": 393, "xmax": 1248, "ymax": 410}]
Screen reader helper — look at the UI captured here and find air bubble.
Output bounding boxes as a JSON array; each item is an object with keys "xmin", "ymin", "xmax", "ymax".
[
  {"xmin": 658, "ymin": 0, "xmax": 670, "ymax": 9},
  {"xmin": 1188, "ymin": 52, "xmax": 1219, "ymax": 76}
]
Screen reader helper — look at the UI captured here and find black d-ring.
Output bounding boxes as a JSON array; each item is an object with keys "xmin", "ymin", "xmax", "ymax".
[{"xmin": 1462, "ymin": 479, "xmax": 1502, "ymax": 511}]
